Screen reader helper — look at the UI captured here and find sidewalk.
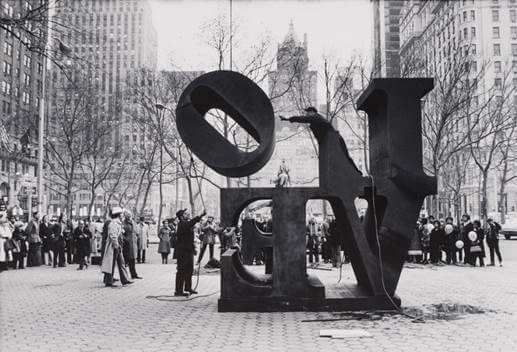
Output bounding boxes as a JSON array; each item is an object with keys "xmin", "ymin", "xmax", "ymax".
[{"xmin": 1, "ymin": 247, "xmax": 516, "ymax": 352}]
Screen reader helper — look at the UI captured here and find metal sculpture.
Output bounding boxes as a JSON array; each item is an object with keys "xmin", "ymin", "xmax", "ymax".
[{"xmin": 176, "ymin": 71, "xmax": 436, "ymax": 312}]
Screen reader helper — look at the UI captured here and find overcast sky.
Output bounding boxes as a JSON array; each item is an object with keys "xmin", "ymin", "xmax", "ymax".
[{"xmin": 149, "ymin": 0, "xmax": 373, "ymax": 77}]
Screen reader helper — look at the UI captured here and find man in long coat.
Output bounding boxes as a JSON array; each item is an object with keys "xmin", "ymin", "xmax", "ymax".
[
  {"xmin": 174, "ymin": 208, "xmax": 205, "ymax": 296},
  {"xmin": 122, "ymin": 210, "xmax": 141, "ymax": 280},
  {"xmin": 101, "ymin": 207, "xmax": 132, "ymax": 287},
  {"xmin": 136, "ymin": 217, "xmax": 149, "ymax": 264}
]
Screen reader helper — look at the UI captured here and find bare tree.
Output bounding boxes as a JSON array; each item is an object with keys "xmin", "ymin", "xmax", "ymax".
[
  {"xmin": 45, "ymin": 67, "xmax": 114, "ymax": 216},
  {"xmin": 468, "ymin": 68, "xmax": 516, "ymax": 222},
  {"xmin": 496, "ymin": 120, "xmax": 517, "ymax": 224}
]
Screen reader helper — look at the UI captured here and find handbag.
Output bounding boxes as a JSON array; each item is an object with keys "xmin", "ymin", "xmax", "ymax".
[{"xmin": 470, "ymin": 245, "xmax": 482, "ymax": 253}]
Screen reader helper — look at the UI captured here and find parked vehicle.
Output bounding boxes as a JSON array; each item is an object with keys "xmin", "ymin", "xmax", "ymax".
[{"xmin": 501, "ymin": 222, "xmax": 517, "ymax": 240}]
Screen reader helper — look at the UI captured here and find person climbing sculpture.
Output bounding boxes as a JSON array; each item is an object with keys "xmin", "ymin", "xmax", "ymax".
[{"xmin": 279, "ymin": 106, "xmax": 361, "ymax": 174}]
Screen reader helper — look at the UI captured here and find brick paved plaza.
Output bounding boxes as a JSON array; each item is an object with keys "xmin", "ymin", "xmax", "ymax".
[{"xmin": 1, "ymin": 241, "xmax": 517, "ymax": 352}]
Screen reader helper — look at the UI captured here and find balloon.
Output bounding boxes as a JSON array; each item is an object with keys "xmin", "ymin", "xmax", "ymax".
[
  {"xmin": 444, "ymin": 224, "xmax": 454, "ymax": 235},
  {"xmin": 455, "ymin": 240, "xmax": 464, "ymax": 249},
  {"xmin": 468, "ymin": 231, "xmax": 477, "ymax": 242}
]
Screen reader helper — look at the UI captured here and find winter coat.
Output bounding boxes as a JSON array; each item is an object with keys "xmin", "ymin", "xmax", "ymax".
[
  {"xmin": 157, "ymin": 228, "xmax": 171, "ymax": 254},
  {"xmin": 122, "ymin": 220, "xmax": 138, "ymax": 260},
  {"xmin": 100, "ymin": 219, "xmax": 122, "ymax": 274}
]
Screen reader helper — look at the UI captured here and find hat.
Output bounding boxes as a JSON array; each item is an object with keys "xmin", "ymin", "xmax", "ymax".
[
  {"xmin": 112, "ymin": 206, "xmax": 123, "ymax": 215},
  {"xmin": 304, "ymin": 106, "xmax": 317, "ymax": 113},
  {"xmin": 176, "ymin": 209, "xmax": 187, "ymax": 218}
]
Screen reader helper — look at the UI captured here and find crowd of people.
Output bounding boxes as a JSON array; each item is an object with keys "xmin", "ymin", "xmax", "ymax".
[
  {"xmin": 0, "ymin": 211, "xmax": 99, "ymax": 271},
  {"xmin": 0, "ymin": 209, "xmax": 152, "ymax": 273},
  {"xmin": 408, "ymin": 214, "xmax": 504, "ymax": 267}
]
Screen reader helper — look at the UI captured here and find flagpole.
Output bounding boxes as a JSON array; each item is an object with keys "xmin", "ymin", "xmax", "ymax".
[{"xmin": 37, "ymin": 9, "xmax": 52, "ymax": 215}]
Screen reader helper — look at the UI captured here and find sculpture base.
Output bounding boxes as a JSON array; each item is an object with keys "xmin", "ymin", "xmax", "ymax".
[{"xmin": 218, "ymin": 283, "xmax": 400, "ymax": 312}]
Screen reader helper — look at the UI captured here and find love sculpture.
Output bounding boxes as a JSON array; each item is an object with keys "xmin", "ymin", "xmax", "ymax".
[{"xmin": 176, "ymin": 71, "xmax": 436, "ymax": 312}]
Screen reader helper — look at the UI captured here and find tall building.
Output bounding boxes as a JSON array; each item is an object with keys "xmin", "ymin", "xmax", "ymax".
[
  {"xmin": 399, "ymin": 0, "xmax": 517, "ymax": 219},
  {"xmin": 0, "ymin": 0, "xmax": 46, "ymax": 216},
  {"xmin": 268, "ymin": 21, "xmax": 317, "ymax": 131},
  {"xmin": 47, "ymin": 0, "xmax": 158, "ymax": 216},
  {"xmin": 372, "ymin": 0, "xmax": 404, "ymax": 77}
]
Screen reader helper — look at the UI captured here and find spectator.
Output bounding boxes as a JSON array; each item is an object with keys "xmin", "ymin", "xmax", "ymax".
[
  {"xmin": 39, "ymin": 215, "xmax": 54, "ymax": 266},
  {"xmin": 197, "ymin": 216, "xmax": 216, "ymax": 265},
  {"xmin": 122, "ymin": 211, "xmax": 141, "ymax": 279},
  {"xmin": 420, "ymin": 218, "xmax": 433, "ymax": 264},
  {"xmin": 53, "ymin": 214, "xmax": 67, "ymax": 268},
  {"xmin": 10, "ymin": 218, "xmax": 25, "ymax": 269},
  {"xmin": 158, "ymin": 220, "xmax": 171, "ymax": 264},
  {"xmin": 408, "ymin": 221, "xmax": 423, "ymax": 263},
  {"xmin": 0, "ymin": 211, "xmax": 13, "ymax": 271},
  {"xmin": 486, "ymin": 218, "xmax": 503, "ymax": 267},
  {"xmin": 469, "ymin": 220, "xmax": 486, "ymax": 267},
  {"xmin": 444, "ymin": 217, "xmax": 459, "ymax": 265},
  {"xmin": 101, "ymin": 207, "xmax": 132, "ymax": 287},
  {"xmin": 430, "ymin": 220, "xmax": 445, "ymax": 264},
  {"xmin": 327, "ymin": 216, "xmax": 341, "ymax": 268},
  {"xmin": 25, "ymin": 212, "xmax": 41, "ymax": 267},
  {"xmin": 73, "ymin": 220, "xmax": 91, "ymax": 270},
  {"xmin": 307, "ymin": 218, "xmax": 320, "ymax": 267},
  {"xmin": 64, "ymin": 218, "xmax": 74, "ymax": 264},
  {"xmin": 460, "ymin": 214, "xmax": 474, "ymax": 265},
  {"xmin": 136, "ymin": 216, "xmax": 149, "ymax": 264}
]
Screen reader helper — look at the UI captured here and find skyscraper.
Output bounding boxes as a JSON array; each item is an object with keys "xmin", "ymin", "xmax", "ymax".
[
  {"xmin": 268, "ymin": 21, "xmax": 317, "ymax": 131},
  {"xmin": 47, "ymin": 0, "xmax": 158, "ymax": 216},
  {"xmin": 372, "ymin": 0, "xmax": 404, "ymax": 77}
]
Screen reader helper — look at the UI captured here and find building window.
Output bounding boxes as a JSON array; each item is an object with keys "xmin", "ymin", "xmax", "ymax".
[
  {"xmin": 493, "ymin": 44, "xmax": 501, "ymax": 56},
  {"xmin": 470, "ymin": 10, "xmax": 475, "ymax": 21},
  {"xmin": 492, "ymin": 10, "xmax": 499, "ymax": 21},
  {"xmin": 471, "ymin": 27, "xmax": 476, "ymax": 38},
  {"xmin": 23, "ymin": 55, "xmax": 31, "ymax": 68},
  {"xmin": 2, "ymin": 101, "xmax": 11, "ymax": 114},
  {"xmin": 511, "ymin": 10, "xmax": 517, "ymax": 23},
  {"xmin": 513, "ymin": 44, "xmax": 517, "ymax": 56},
  {"xmin": 513, "ymin": 78, "xmax": 517, "ymax": 88},
  {"xmin": 493, "ymin": 27, "xmax": 500, "ymax": 39},
  {"xmin": 463, "ymin": 27, "xmax": 468, "ymax": 39},
  {"xmin": 2, "ymin": 62, "xmax": 11, "ymax": 76},
  {"xmin": 494, "ymin": 78, "xmax": 502, "ymax": 88},
  {"xmin": 463, "ymin": 11, "xmax": 467, "ymax": 22},
  {"xmin": 513, "ymin": 61, "xmax": 517, "ymax": 73},
  {"xmin": 494, "ymin": 61, "xmax": 502, "ymax": 72},
  {"xmin": 1, "ymin": 81, "xmax": 11, "ymax": 95},
  {"xmin": 3, "ymin": 43, "xmax": 12, "ymax": 57}
]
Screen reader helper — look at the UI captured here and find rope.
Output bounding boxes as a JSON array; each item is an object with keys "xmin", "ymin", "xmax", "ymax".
[
  {"xmin": 145, "ymin": 291, "xmax": 218, "ymax": 302},
  {"xmin": 368, "ymin": 175, "xmax": 424, "ymax": 323}
]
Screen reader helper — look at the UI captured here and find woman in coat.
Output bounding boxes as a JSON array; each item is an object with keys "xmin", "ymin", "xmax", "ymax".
[{"xmin": 158, "ymin": 220, "xmax": 171, "ymax": 264}]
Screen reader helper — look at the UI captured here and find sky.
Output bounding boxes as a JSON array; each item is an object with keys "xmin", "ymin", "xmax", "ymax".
[{"xmin": 149, "ymin": 0, "xmax": 373, "ymax": 83}]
